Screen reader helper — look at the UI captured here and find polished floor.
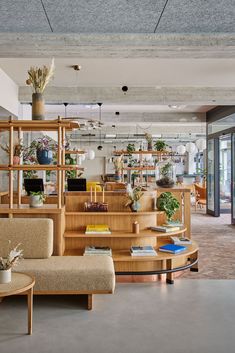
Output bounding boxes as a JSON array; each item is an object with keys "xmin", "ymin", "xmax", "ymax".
[{"xmin": 1, "ymin": 280, "xmax": 235, "ymax": 353}]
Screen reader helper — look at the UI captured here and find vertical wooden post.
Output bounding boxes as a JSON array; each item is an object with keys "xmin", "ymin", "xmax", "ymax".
[
  {"xmin": 184, "ymin": 190, "xmax": 191, "ymax": 238},
  {"xmin": 57, "ymin": 117, "xmax": 62, "ymax": 208},
  {"xmin": 17, "ymin": 127, "xmax": 22, "ymax": 206},
  {"xmin": 9, "ymin": 117, "xmax": 14, "ymax": 209},
  {"xmin": 166, "ymin": 259, "xmax": 174, "ymax": 284},
  {"xmin": 61, "ymin": 126, "xmax": 66, "ymax": 204}
]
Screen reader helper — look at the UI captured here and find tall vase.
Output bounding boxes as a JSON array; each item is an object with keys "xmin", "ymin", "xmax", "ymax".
[
  {"xmin": 32, "ymin": 93, "xmax": 45, "ymax": 120},
  {"xmin": 147, "ymin": 141, "xmax": 153, "ymax": 151}
]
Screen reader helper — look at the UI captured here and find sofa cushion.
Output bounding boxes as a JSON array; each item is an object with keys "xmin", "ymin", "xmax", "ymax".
[
  {"xmin": 14, "ymin": 256, "xmax": 115, "ymax": 292},
  {"xmin": 0, "ymin": 218, "xmax": 53, "ymax": 259}
]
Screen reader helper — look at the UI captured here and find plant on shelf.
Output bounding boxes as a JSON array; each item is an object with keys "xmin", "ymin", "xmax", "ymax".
[
  {"xmin": 113, "ymin": 155, "xmax": 123, "ymax": 182},
  {"xmin": 157, "ymin": 192, "xmax": 180, "ymax": 221},
  {"xmin": 0, "ymin": 242, "xmax": 23, "ymax": 284},
  {"xmin": 154, "ymin": 139, "xmax": 168, "ymax": 152},
  {"xmin": 126, "ymin": 143, "xmax": 135, "ymax": 153},
  {"xmin": 145, "ymin": 133, "xmax": 153, "ymax": 151},
  {"xmin": 156, "ymin": 160, "xmax": 176, "ymax": 188},
  {"xmin": 26, "ymin": 58, "xmax": 55, "ymax": 120},
  {"xmin": 125, "ymin": 185, "xmax": 144, "ymax": 212},
  {"xmin": 0, "ymin": 139, "xmax": 25, "ymax": 165},
  {"xmin": 29, "ymin": 191, "xmax": 46, "ymax": 208},
  {"xmin": 29, "ymin": 135, "xmax": 57, "ymax": 165}
]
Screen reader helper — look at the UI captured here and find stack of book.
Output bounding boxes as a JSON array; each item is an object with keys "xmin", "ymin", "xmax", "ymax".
[
  {"xmin": 84, "ymin": 246, "xmax": 112, "ymax": 256},
  {"xmin": 85, "ymin": 224, "xmax": 111, "ymax": 235},
  {"xmin": 150, "ymin": 225, "xmax": 181, "ymax": 233},
  {"xmin": 171, "ymin": 236, "xmax": 192, "ymax": 245},
  {"xmin": 130, "ymin": 246, "xmax": 157, "ymax": 257},
  {"xmin": 159, "ymin": 244, "xmax": 186, "ymax": 254}
]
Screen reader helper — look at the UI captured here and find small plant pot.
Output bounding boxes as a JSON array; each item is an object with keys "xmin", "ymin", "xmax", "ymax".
[
  {"xmin": 0, "ymin": 268, "xmax": 11, "ymax": 284},
  {"xmin": 30, "ymin": 195, "xmax": 43, "ymax": 208},
  {"xmin": 13, "ymin": 156, "xmax": 20, "ymax": 165},
  {"xmin": 37, "ymin": 149, "xmax": 53, "ymax": 165}
]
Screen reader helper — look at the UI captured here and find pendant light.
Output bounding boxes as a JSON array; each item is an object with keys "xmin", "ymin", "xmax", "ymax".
[
  {"xmin": 97, "ymin": 102, "xmax": 103, "ymax": 151},
  {"xmin": 176, "ymin": 145, "xmax": 186, "ymax": 154},
  {"xmin": 185, "ymin": 142, "xmax": 196, "ymax": 154},
  {"xmin": 195, "ymin": 138, "xmax": 206, "ymax": 151}
]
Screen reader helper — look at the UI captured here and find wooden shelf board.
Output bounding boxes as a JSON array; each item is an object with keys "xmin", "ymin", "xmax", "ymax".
[
  {"xmin": 123, "ymin": 167, "xmax": 155, "ymax": 171},
  {"xmin": 0, "ymin": 164, "xmax": 84, "ymax": 171},
  {"xmin": 65, "ymin": 150, "xmax": 85, "ymax": 154},
  {"xmin": 64, "ymin": 228, "xmax": 186, "ymax": 238},
  {"xmin": 0, "ymin": 119, "xmax": 79, "ymax": 131},
  {"xmin": 113, "ymin": 150, "xmax": 168, "ymax": 155},
  {"xmin": 64, "ymin": 240, "xmax": 198, "ymax": 261},
  {"xmin": 0, "ymin": 204, "xmax": 65, "ymax": 213},
  {"xmin": 65, "ymin": 211, "xmax": 163, "ymax": 216}
]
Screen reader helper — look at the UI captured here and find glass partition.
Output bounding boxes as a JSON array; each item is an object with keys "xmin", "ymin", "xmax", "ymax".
[
  {"xmin": 207, "ymin": 138, "xmax": 219, "ymax": 216},
  {"xmin": 232, "ymin": 133, "xmax": 235, "ymax": 224},
  {"xmin": 219, "ymin": 134, "xmax": 232, "ymax": 213}
]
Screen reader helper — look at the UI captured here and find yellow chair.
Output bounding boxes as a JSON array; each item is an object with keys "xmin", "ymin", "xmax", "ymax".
[{"xmin": 86, "ymin": 181, "xmax": 102, "ymax": 192}]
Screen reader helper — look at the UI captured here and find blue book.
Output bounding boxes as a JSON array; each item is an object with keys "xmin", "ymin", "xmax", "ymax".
[{"xmin": 159, "ymin": 244, "xmax": 186, "ymax": 254}]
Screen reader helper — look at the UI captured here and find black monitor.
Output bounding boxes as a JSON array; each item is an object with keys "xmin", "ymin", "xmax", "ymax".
[
  {"xmin": 24, "ymin": 178, "xmax": 44, "ymax": 195},
  {"xmin": 67, "ymin": 178, "xmax": 87, "ymax": 191}
]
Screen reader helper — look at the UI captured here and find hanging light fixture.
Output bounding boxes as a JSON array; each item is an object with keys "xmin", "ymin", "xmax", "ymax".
[
  {"xmin": 97, "ymin": 102, "xmax": 103, "ymax": 151},
  {"xmin": 195, "ymin": 138, "xmax": 206, "ymax": 151},
  {"xmin": 176, "ymin": 145, "xmax": 186, "ymax": 154},
  {"xmin": 86, "ymin": 149, "xmax": 95, "ymax": 160},
  {"xmin": 185, "ymin": 142, "xmax": 196, "ymax": 154}
]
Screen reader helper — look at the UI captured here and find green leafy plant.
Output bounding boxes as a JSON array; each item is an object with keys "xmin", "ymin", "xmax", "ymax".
[
  {"xmin": 29, "ymin": 191, "xmax": 46, "ymax": 203},
  {"xmin": 126, "ymin": 143, "xmax": 135, "ymax": 153},
  {"xmin": 157, "ymin": 192, "xmax": 180, "ymax": 221},
  {"xmin": 154, "ymin": 140, "xmax": 168, "ymax": 151}
]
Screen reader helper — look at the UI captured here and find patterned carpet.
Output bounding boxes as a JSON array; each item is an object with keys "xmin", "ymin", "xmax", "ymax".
[{"xmin": 182, "ymin": 211, "xmax": 235, "ymax": 279}]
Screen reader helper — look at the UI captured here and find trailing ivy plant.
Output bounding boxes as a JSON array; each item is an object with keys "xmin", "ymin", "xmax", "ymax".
[{"xmin": 157, "ymin": 192, "xmax": 180, "ymax": 221}]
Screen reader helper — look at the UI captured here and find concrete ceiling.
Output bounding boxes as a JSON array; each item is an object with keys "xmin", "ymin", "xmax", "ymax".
[{"xmin": 0, "ymin": 0, "xmax": 234, "ymax": 34}]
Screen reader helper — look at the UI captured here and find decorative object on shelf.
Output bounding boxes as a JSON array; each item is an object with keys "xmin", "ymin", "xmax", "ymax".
[
  {"xmin": 176, "ymin": 145, "xmax": 186, "ymax": 154},
  {"xmin": 84, "ymin": 187, "xmax": 108, "ymax": 212},
  {"xmin": 29, "ymin": 135, "xmax": 57, "ymax": 165},
  {"xmin": 26, "ymin": 58, "xmax": 55, "ymax": 120},
  {"xmin": 145, "ymin": 133, "xmax": 153, "ymax": 151},
  {"xmin": 125, "ymin": 185, "xmax": 144, "ymax": 212},
  {"xmin": 132, "ymin": 221, "xmax": 140, "ymax": 234},
  {"xmin": 156, "ymin": 159, "xmax": 176, "ymax": 187},
  {"xmin": 127, "ymin": 143, "xmax": 135, "ymax": 153},
  {"xmin": 154, "ymin": 139, "xmax": 168, "ymax": 152},
  {"xmin": 0, "ymin": 242, "xmax": 23, "ymax": 284},
  {"xmin": 113, "ymin": 155, "xmax": 123, "ymax": 182},
  {"xmin": 0, "ymin": 139, "xmax": 25, "ymax": 165},
  {"xmin": 29, "ymin": 191, "xmax": 46, "ymax": 208},
  {"xmin": 157, "ymin": 192, "xmax": 180, "ymax": 221},
  {"xmin": 195, "ymin": 138, "xmax": 206, "ymax": 151},
  {"xmin": 185, "ymin": 142, "xmax": 196, "ymax": 154}
]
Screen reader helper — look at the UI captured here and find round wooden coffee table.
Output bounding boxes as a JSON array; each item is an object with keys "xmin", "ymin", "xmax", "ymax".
[{"xmin": 0, "ymin": 272, "xmax": 35, "ymax": 335}]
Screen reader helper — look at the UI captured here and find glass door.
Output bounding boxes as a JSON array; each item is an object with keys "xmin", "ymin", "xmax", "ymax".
[
  {"xmin": 232, "ymin": 133, "xmax": 235, "ymax": 224},
  {"xmin": 219, "ymin": 134, "xmax": 232, "ymax": 213},
  {"xmin": 207, "ymin": 138, "xmax": 219, "ymax": 216}
]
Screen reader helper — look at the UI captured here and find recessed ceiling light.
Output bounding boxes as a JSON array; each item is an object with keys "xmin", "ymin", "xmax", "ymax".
[
  {"xmin": 191, "ymin": 116, "xmax": 198, "ymax": 121},
  {"xmin": 169, "ymin": 105, "xmax": 179, "ymax": 109},
  {"xmin": 105, "ymin": 134, "xmax": 116, "ymax": 138}
]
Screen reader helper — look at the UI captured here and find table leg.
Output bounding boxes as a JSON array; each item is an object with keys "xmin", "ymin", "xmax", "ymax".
[
  {"xmin": 27, "ymin": 287, "xmax": 33, "ymax": 335},
  {"xmin": 190, "ymin": 251, "xmax": 199, "ymax": 272},
  {"xmin": 166, "ymin": 259, "xmax": 174, "ymax": 284},
  {"xmin": 0, "ymin": 297, "xmax": 4, "ymax": 303}
]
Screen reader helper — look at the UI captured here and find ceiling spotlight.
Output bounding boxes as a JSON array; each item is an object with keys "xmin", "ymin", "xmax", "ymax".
[
  {"xmin": 73, "ymin": 65, "xmax": 82, "ymax": 71},
  {"xmin": 115, "ymin": 112, "xmax": 120, "ymax": 115},
  {"xmin": 97, "ymin": 145, "xmax": 103, "ymax": 151},
  {"xmin": 122, "ymin": 86, "xmax": 128, "ymax": 92}
]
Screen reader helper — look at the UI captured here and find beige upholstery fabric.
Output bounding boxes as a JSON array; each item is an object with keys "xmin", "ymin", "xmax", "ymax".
[
  {"xmin": 15, "ymin": 256, "xmax": 115, "ymax": 292},
  {"xmin": 0, "ymin": 218, "xmax": 53, "ymax": 259}
]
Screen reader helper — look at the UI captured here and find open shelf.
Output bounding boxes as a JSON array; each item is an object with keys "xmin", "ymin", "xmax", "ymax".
[
  {"xmin": 65, "ymin": 211, "xmax": 163, "ymax": 216},
  {"xmin": 0, "ymin": 204, "xmax": 65, "ymax": 213},
  {"xmin": 64, "ymin": 228, "xmax": 187, "ymax": 238},
  {"xmin": 0, "ymin": 164, "xmax": 84, "ymax": 171}
]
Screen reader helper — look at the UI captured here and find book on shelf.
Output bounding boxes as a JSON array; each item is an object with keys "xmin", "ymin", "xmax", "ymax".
[
  {"xmin": 130, "ymin": 245, "xmax": 157, "ymax": 257},
  {"xmin": 84, "ymin": 246, "xmax": 112, "ymax": 256},
  {"xmin": 164, "ymin": 221, "xmax": 184, "ymax": 227},
  {"xmin": 150, "ymin": 226, "xmax": 181, "ymax": 233},
  {"xmin": 85, "ymin": 224, "xmax": 111, "ymax": 234},
  {"xmin": 159, "ymin": 244, "xmax": 186, "ymax": 254},
  {"xmin": 171, "ymin": 236, "xmax": 192, "ymax": 245}
]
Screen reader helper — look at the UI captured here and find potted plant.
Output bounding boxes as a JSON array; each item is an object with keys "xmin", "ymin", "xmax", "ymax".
[
  {"xmin": 0, "ymin": 139, "xmax": 24, "ymax": 165},
  {"xmin": 29, "ymin": 191, "xmax": 46, "ymax": 208},
  {"xmin": 154, "ymin": 139, "xmax": 168, "ymax": 152},
  {"xmin": 156, "ymin": 160, "xmax": 176, "ymax": 188},
  {"xmin": 30, "ymin": 135, "xmax": 57, "ymax": 165},
  {"xmin": 0, "ymin": 242, "xmax": 23, "ymax": 284},
  {"xmin": 26, "ymin": 59, "xmax": 55, "ymax": 120},
  {"xmin": 126, "ymin": 143, "xmax": 135, "ymax": 153},
  {"xmin": 145, "ymin": 133, "xmax": 153, "ymax": 151},
  {"xmin": 157, "ymin": 192, "xmax": 180, "ymax": 221},
  {"xmin": 113, "ymin": 155, "xmax": 123, "ymax": 182},
  {"xmin": 125, "ymin": 186, "xmax": 144, "ymax": 212}
]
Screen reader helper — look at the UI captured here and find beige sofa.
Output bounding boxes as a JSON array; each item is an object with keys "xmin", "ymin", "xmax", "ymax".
[{"xmin": 0, "ymin": 218, "xmax": 115, "ymax": 309}]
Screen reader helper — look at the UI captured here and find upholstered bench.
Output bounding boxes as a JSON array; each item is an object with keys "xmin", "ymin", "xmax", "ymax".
[{"xmin": 0, "ymin": 218, "xmax": 115, "ymax": 310}]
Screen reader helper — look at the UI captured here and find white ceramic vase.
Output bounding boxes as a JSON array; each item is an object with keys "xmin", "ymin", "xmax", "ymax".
[
  {"xmin": 0, "ymin": 268, "xmax": 11, "ymax": 284},
  {"xmin": 29, "ymin": 195, "xmax": 43, "ymax": 208}
]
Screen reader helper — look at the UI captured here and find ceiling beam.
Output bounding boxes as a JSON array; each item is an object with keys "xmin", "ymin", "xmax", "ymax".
[
  {"xmin": 2, "ymin": 33, "xmax": 235, "ymax": 58},
  {"xmin": 19, "ymin": 86, "xmax": 235, "ymax": 105}
]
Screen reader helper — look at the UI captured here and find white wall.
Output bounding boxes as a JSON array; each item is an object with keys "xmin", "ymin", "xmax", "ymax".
[{"xmin": 0, "ymin": 68, "xmax": 19, "ymax": 117}]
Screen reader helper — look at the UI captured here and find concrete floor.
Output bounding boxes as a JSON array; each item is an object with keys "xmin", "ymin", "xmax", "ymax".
[{"xmin": 1, "ymin": 280, "xmax": 235, "ymax": 353}]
